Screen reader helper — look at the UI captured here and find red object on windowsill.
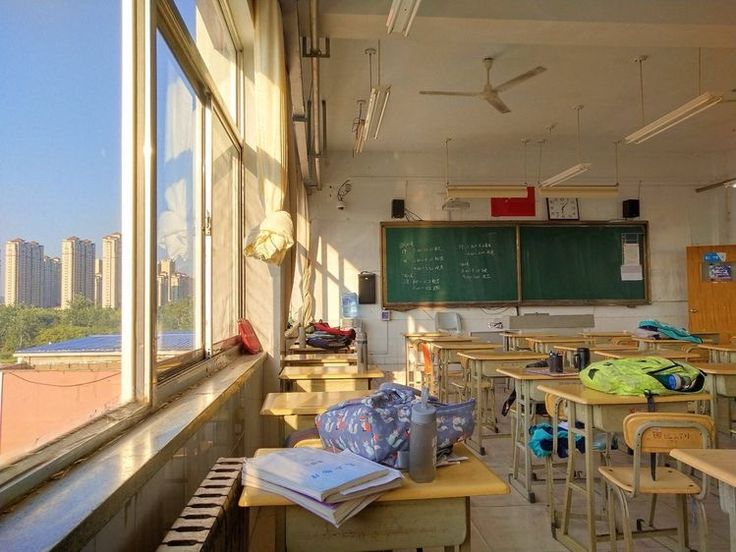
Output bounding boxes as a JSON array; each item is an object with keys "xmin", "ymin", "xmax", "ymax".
[
  {"xmin": 238, "ymin": 319, "xmax": 262, "ymax": 354},
  {"xmin": 490, "ymin": 186, "xmax": 536, "ymax": 217}
]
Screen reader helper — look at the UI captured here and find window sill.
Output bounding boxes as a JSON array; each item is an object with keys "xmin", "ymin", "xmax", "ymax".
[{"xmin": 0, "ymin": 351, "xmax": 265, "ymax": 551}]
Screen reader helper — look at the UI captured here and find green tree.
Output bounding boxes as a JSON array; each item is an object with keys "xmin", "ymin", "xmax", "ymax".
[{"xmin": 157, "ymin": 297, "xmax": 193, "ymax": 330}]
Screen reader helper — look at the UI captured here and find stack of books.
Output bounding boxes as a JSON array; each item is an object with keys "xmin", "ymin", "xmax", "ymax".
[{"xmin": 242, "ymin": 447, "xmax": 403, "ymax": 527}]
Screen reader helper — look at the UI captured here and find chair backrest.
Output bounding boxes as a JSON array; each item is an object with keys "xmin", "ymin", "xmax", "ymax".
[
  {"xmin": 610, "ymin": 336, "xmax": 637, "ymax": 347},
  {"xmin": 435, "ymin": 311, "xmax": 462, "ymax": 334},
  {"xmin": 421, "ymin": 343, "xmax": 433, "ymax": 376},
  {"xmin": 544, "ymin": 393, "xmax": 567, "ymax": 422},
  {"xmin": 622, "ymin": 412, "xmax": 715, "ymax": 454}
]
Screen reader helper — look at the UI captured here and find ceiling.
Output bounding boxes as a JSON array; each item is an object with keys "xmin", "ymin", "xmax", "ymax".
[{"xmin": 292, "ymin": 0, "xmax": 736, "ymax": 157}]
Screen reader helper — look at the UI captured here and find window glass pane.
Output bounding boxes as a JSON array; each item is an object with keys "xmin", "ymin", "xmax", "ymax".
[
  {"xmin": 156, "ymin": 33, "xmax": 202, "ymax": 365},
  {"xmin": 211, "ymin": 114, "xmax": 239, "ymax": 343},
  {"xmin": 173, "ymin": 0, "xmax": 237, "ymax": 121},
  {"xmin": 0, "ymin": 1, "xmax": 123, "ymax": 464}
]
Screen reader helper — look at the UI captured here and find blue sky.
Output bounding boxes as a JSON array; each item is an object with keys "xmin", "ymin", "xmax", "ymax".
[{"xmin": 0, "ymin": 1, "xmax": 122, "ymax": 273}]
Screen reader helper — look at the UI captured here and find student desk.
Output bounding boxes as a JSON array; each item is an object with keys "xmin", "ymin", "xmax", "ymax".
[
  {"xmin": 630, "ymin": 336, "xmax": 687, "ymax": 351},
  {"xmin": 500, "ymin": 331, "xmax": 556, "ymax": 351},
  {"xmin": 593, "ymin": 349, "xmax": 700, "ymax": 361},
  {"xmin": 239, "ymin": 443, "xmax": 509, "ymax": 552},
  {"xmin": 404, "ymin": 334, "xmax": 478, "ymax": 388},
  {"xmin": 288, "ymin": 344, "xmax": 353, "ymax": 354},
  {"xmin": 552, "ymin": 344, "xmax": 635, "ymax": 367},
  {"xmin": 496, "ymin": 366, "xmax": 578, "ymax": 502},
  {"xmin": 537, "ymin": 383, "xmax": 710, "ymax": 552},
  {"xmin": 279, "ymin": 365, "xmax": 384, "ymax": 392},
  {"xmin": 692, "ymin": 362, "xmax": 736, "ymax": 445},
  {"xmin": 428, "ymin": 341, "xmax": 501, "ymax": 401},
  {"xmin": 526, "ymin": 336, "xmax": 593, "ymax": 354},
  {"xmin": 457, "ymin": 351, "xmax": 546, "ymax": 454},
  {"xmin": 579, "ymin": 331, "xmax": 630, "ymax": 344},
  {"xmin": 282, "ymin": 353, "xmax": 357, "ymax": 366},
  {"xmin": 261, "ymin": 390, "xmax": 370, "ymax": 436},
  {"xmin": 698, "ymin": 343, "xmax": 736, "ymax": 363},
  {"xmin": 589, "ymin": 345, "xmax": 640, "ymax": 360},
  {"xmin": 669, "ymin": 449, "xmax": 736, "ymax": 552}
]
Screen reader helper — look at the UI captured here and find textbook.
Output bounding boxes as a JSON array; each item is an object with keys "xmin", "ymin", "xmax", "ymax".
[
  {"xmin": 324, "ymin": 467, "xmax": 402, "ymax": 503},
  {"xmin": 244, "ymin": 447, "xmax": 390, "ymax": 502}
]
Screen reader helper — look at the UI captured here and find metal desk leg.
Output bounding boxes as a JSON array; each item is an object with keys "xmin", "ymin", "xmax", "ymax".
[
  {"xmin": 469, "ymin": 360, "xmax": 485, "ymax": 455},
  {"xmin": 508, "ymin": 378, "xmax": 535, "ymax": 502},
  {"xmin": 711, "ymin": 376, "xmax": 721, "ymax": 448},
  {"xmin": 583, "ymin": 404, "xmax": 597, "ymax": 552},
  {"xmin": 719, "ymin": 482, "xmax": 736, "ymax": 552}
]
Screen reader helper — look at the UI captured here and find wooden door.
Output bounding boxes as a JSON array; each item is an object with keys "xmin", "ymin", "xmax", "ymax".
[{"xmin": 686, "ymin": 245, "xmax": 736, "ymax": 342}]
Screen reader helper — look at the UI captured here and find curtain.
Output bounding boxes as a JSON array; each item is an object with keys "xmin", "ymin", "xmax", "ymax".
[{"xmin": 243, "ymin": 0, "xmax": 294, "ymax": 265}]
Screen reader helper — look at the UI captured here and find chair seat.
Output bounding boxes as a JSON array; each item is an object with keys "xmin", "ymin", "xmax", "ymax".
[{"xmin": 598, "ymin": 466, "xmax": 700, "ymax": 495}]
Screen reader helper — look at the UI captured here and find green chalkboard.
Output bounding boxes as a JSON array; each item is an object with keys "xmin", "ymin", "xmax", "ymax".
[
  {"xmin": 381, "ymin": 223, "xmax": 518, "ymax": 307},
  {"xmin": 519, "ymin": 224, "xmax": 648, "ymax": 303},
  {"xmin": 380, "ymin": 221, "xmax": 649, "ymax": 307}
]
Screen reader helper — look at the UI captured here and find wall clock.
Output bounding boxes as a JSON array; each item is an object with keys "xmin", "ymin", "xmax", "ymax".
[{"xmin": 546, "ymin": 197, "xmax": 579, "ymax": 220}]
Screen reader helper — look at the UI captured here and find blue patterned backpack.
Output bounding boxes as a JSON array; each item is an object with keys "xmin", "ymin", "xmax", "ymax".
[{"xmin": 315, "ymin": 383, "xmax": 475, "ymax": 467}]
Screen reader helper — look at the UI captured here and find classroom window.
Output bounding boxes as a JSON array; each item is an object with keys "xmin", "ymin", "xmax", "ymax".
[{"xmin": 0, "ymin": 0, "xmax": 125, "ymax": 465}]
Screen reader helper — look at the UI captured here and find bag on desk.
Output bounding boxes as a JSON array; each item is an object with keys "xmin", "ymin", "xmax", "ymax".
[
  {"xmin": 579, "ymin": 356, "xmax": 705, "ymax": 396},
  {"xmin": 316, "ymin": 383, "xmax": 475, "ymax": 467},
  {"xmin": 306, "ymin": 331, "xmax": 352, "ymax": 350}
]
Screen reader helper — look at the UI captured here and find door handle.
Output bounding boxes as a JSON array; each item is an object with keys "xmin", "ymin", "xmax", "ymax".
[{"xmin": 688, "ymin": 308, "xmax": 698, "ymax": 313}]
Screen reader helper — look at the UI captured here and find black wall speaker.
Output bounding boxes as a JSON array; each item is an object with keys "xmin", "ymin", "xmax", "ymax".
[
  {"xmin": 622, "ymin": 199, "xmax": 640, "ymax": 219},
  {"xmin": 358, "ymin": 272, "xmax": 376, "ymax": 304},
  {"xmin": 391, "ymin": 199, "xmax": 405, "ymax": 219}
]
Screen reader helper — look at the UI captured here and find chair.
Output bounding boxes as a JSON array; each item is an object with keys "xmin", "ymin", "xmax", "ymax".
[
  {"xmin": 435, "ymin": 311, "xmax": 462, "ymax": 334},
  {"xmin": 599, "ymin": 412, "xmax": 714, "ymax": 552}
]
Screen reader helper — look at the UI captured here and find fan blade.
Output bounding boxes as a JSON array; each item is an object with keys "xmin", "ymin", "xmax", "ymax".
[
  {"xmin": 494, "ymin": 66, "xmax": 547, "ymax": 93},
  {"xmin": 419, "ymin": 90, "xmax": 483, "ymax": 97},
  {"xmin": 484, "ymin": 93, "xmax": 511, "ymax": 114}
]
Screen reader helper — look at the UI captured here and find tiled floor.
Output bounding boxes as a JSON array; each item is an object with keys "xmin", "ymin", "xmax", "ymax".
[{"xmin": 248, "ymin": 398, "xmax": 736, "ymax": 551}]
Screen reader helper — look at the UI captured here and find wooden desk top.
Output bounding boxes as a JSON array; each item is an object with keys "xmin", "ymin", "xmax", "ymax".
[
  {"xmin": 669, "ymin": 449, "xmax": 736, "ymax": 488},
  {"xmin": 282, "ymin": 353, "xmax": 357, "ymax": 365},
  {"xmin": 554, "ymin": 344, "xmax": 634, "ymax": 353},
  {"xmin": 581, "ymin": 331, "xmax": 630, "ymax": 337},
  {"xmin": 537, "ymin": 383, "xmax": 710, "ymax": 406},
  {"xmin": 261, "ymin": 390, "xmax": 370, "ymax": 416},
  {"xmin": 691, "ymin": 363, "xmax": 736, "ymax": 375},
  {"xmin": 526, "ymin": 337, "xmax": 592, "ymax": 345},
  {"xmin": 595, "ymin": 350, "xmax": 695, "ymax": 360},
  {"xmin": 288, "ymin": 345, "xmax": 353, "ymax": 354},
  {"xmin": 239, "ymin": 443, "xmax": 508, "ymax": 508},
  {"xmin": 457, "ymin": 351, "xmax": 547, "ymax": 362},
  {"xmin": 631, "ymin": 337, "xmax": 682, "ymax": 344},
  {"xmin": 496, "ymin": 367, "xmax": 580, "ymax": 381},
  {"xmin": 697, "ymin": 343, "xmax": 736, "ymax": 352},
  {"xmin": 409, "ymin": 335, "xmax": 479, "ymax": 345},
  {"xmin": 402, "ymin": 332, "xmax": 447, "ymax": 339},
  {"xmin": 279, "ymin": 367, "xmax": 384, "ymax": 380},
  {"xmin": 500, "ymin": 331, "xmax": 556, "ymax": 338},
  {"xmin": 428, "ymin": 342, "xmax": 501, "ymax": 352}
]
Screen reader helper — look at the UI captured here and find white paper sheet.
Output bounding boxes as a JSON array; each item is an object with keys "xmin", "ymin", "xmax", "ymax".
[{"xmin": 620, "ymin": 264, "xmax": 643, "ymax": 281}]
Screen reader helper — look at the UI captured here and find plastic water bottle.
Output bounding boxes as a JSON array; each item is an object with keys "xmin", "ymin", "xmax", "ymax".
[
  {"xmin": 409, "ymin": 390, "xmax": 437, "ymax": 483},
  {"xmin": 341, "ymin": 292, "xmax": 359, "ymax": 319},
  {"xmin": 298, "ymin": 325, "xmax": 306, "ymax": 348},
  {"xmin": 654, "ymin": 374, "xmax": 692, "ymax": 391}
]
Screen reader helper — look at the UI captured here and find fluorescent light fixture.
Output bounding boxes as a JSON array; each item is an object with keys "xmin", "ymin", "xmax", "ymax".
[
  {"xmin": 447, "ymin": 184, "xmax": 529, "ymax": 198},
  {"xmin": 353, "ymin": 118, "xmax": 366, "ymax": 155},
  {"xmin": 386, "ymin": 0, "xmax": 422, "ymax": 36},
  {"xmin": 538, "ymin": 185, "xmax": 619, "ymax": 198},
  {"xmin": 363, "ymin": 85, "xmax": 391, "ymax": 139},
  {"xmin": 540, "ymin": 163, "xmax": 591, "ymax": 188},
  {"xmin": 624, "ymin": 92, "xmax": 722, "ymax": 144},
  {"xmin": 441, "ymin": 198, "xmax": 470, "ymax": 211},
  {"xmin": 695, "ymin": 177, "xmax": 736, "ymax": 193}
]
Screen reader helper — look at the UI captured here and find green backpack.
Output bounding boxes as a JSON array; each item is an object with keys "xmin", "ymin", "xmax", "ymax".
[{"xmin": 579, "ymin": 356, "xmax": 705, "ymax": 396}]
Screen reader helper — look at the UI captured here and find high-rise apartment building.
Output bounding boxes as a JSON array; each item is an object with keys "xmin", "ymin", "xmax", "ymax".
[
  {"xmin": 41, "ymin": 256, "xmax": 61, "ymax": 308},
  {"xmin": 94, "ymin": 259, "xmax": 103, "ymax": 307},
  {"xmin": 61, "ymin": 237, "xmax": 96, "ymax": 308},
  {"xmin": 156, "ymin": 273, "xmax": 170, "ymax": 308},
  {"xmin": 102, "ymin": 233, "xmax": 122, "ymax": 309},
  {"xmin": 4, "ymin": 239, "xmax": 44, "ymax": 306},
  {"xmin": 170, "ymin": 272, "xmax": 193, "ymax": 301}
]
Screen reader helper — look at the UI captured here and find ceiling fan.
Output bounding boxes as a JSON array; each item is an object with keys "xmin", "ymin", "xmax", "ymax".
[{"xmin": 419, "ymin": 57, "xmax": 547, "ymax": 113}]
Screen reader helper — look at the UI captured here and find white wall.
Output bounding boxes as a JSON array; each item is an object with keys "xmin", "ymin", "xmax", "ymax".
[{"xmin": 309, "ymin": 148, "xmax": 734, "ymax": 374}]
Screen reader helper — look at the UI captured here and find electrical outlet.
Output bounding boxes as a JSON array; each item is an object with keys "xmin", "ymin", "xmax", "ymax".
[
  {"xmin": 488, "ymin": 319, "xmax": 503, "ymax": 329},
  {"xmin": 381, "ymin": 310, "xmax": 391, "ymax": 321}
]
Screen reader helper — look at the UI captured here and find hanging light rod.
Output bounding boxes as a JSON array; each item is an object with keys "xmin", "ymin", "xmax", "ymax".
[
  {"xmin": 538, "ymin": 185, "xmax": 619, "ymax": 198},
  {"xmin": 352, "ymin": 100, "xmax": 367, "ymax": 156},
  {"xmin": 624, "ymin": 52, "xmax": 722, "ymax": 144},
  {"xmin": 446, "ymin": 184, "xmax": 529, "ymax": 198},
  {"xmin": 386, "ymin": 0, "xmax": 422, "ymax": 36},
  {"xmin": 363, "ymin": 43, "xmax": 391, "ymax": 141},
  {"xmin": 540, "ymin": 106, "xmax": 591, "ymax": 187},
  {"xmin": 695, "ymin": 177, "xmax": 736, "ymax": 193}
]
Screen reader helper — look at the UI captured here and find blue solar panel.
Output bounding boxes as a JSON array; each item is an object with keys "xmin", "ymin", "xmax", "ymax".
[{"xmin": 16, "ymin": 332, "xmax": 194, "ymax": 354}]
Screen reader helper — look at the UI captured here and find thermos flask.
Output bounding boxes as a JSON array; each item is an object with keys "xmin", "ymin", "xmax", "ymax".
[
  {"xmin": 548, "ymin": 351, "xmax": 563, "ymax": 373},
  {"xmin": 573, "ymin": 347, "xmax": 591, "ymax": 371},
  {"xmin": 356, "ymin": 329, "xmax": 368, "ymax": 372},
  {"xmin": 409, "ymin": 400, "xmax": 437, "ymax": 483}
]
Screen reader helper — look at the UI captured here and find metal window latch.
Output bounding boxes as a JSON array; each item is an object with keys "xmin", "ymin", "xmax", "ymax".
[{"xmin": 203, "ymin": 214, "xmax": 212, "ymax": 236}]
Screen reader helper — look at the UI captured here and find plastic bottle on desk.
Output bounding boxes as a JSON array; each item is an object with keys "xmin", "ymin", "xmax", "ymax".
[
  {"xmin": 356, "ymin": 329, "xmax": 368, "ymax": 372},
  {"xmin": 341, "ymin": 292, "xmax": 359, "ymax": 319},
  {"xmin": 409, "ymin": 391, "xmax": 437, "ymax": 483}
]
